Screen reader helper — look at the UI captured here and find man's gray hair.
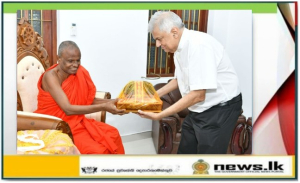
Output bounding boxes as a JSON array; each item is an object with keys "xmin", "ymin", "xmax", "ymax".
[
  {"xmin": 148, "ymin": 11, "xmax": 185, "ymax": 33},
  {"xmin": 58, "ymin": 41, "xmax": 80, "ymax": 57}
]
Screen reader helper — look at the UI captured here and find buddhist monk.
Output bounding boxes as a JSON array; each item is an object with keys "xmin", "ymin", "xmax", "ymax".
[{"xmin": 34, "ymin": 40, "xmax": 126, "ymax": 154}]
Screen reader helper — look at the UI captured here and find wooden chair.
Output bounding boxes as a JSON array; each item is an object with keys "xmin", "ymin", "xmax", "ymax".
[
  {"xmin": 152, "ymin": 81, "xmax": 252, "ymax": 154},
  {"xmin": 17, "ymin": 18, "xmax": 111, "ymax": 143}
]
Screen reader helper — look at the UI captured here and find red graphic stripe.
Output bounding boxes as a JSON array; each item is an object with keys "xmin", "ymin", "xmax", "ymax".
[
  {"xmin": 254, "ymin": 72, "xmax": 295, "ymax": 155},
  {"xmin": 295, "ymin": 2, "xmax": 298, "ymax": 26},
  {"xmin": 277, "ymin": 72, "xmax": 295, "ymax": 155}
]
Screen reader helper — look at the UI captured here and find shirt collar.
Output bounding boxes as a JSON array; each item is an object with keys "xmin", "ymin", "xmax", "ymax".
[{"xmin": 176, "ymin": 28, "xmax": 188, "ymax": 53}]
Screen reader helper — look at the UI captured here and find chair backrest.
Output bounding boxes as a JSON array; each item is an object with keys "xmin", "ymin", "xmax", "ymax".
[
  {"xmin": 168, "ymin": 86, "xmax": 189, "ymax": 118},
  {"xmin": 17, "ymin": 18, "xmax": 50, "ymax": 112},
  {"xmin": 85, "ymin": 91, "xmax": 111, "ymax": 123},
  {"xmin": 154, "ymin": 81, "xmax": 189, "ymax": 118}
]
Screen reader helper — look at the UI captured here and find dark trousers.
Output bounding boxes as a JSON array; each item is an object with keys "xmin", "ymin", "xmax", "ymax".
[{"xmin": 177, "ymin": 95, "xmax": 242, "ymax": 154}]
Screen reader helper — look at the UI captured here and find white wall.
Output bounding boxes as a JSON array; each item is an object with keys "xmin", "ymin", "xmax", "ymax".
[
  {"xmin": 57, "ymin": 10, "xmax": 151, "ymax": 136},
  {"xmin": 207, "ymin": 10, "xmax": 253, "ymax": 119},
  {"xmin": 57, "ymin": 10, "xmax": 252, "ymax": 136},
  {"xmin": 2, "ymin": 10, "xmax": 253, "ymax": 154},
  {"xmin": 3, "ymin": 14, "xmax": 17, "ymax": 154}
]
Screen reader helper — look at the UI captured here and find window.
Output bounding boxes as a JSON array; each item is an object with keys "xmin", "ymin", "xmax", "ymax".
[
  {"xmin": 17, "ymin": 10, "xmax": 57, "ymax": 66},
  {"xmin": 17, "ymin": 10, "xmax": 42, "ymax": 36},
  {"xmin": 146, "ymin": 10, "xmax": 208, "ymax": 77}
]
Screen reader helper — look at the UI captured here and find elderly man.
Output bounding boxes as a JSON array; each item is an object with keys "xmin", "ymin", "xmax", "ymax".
[
  {"xmin": 138, "ymin": 11, "xmax": 242, "ymax": 154},
  {"xmin": 34, "ymin": 41, "xmax": 126, "ymax": 154}
]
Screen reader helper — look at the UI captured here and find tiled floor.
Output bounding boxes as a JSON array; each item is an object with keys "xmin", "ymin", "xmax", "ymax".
[
  {"xmin": 121, "ymin": 132, "xmax": 157, "ymax": 155},
  {"xmin": 123, "ymin": 138, "xmax": 157, "ymax": 155}
]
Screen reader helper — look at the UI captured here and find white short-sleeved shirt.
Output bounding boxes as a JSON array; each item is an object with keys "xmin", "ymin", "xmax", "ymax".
[{"xmin": 174, "ymin": 28, "xmax": 240, "ymax": 113}]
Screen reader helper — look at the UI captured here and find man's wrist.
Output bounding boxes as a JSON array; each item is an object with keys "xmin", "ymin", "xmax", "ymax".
[{"xmin": 157, "ymin": 112, "xmax": 166, "ymax": 120}]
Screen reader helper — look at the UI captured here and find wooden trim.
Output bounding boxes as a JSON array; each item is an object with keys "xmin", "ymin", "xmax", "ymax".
[
  {"xmin": 147, "ymin": 73, "xmax": 174, "ymax": 77},
  {"xmin": 56, "ymin": 121, "xmax": 74, "ymax": 143},
  {"xmin": 199, "ymin": 10, "xmax": 209, "ymax": 33},
  {"xmin": 24, "ymin": 10, "xmax": 29, "ymax": 19},
  {"xmin": 51, "ymin": 10, "xmax": 57, "ymax": 66},
  {"xmin": 169, "ymin": 53, "xmax": 175, "ymax": 74},
  {"xmin": 17, "ymin": 17, "xmax": 50, "ymax": 69},
  {"xmin": 154, "ymin": 45, "xmax": 158, "ymax": 74},
  {"xmin": 17, "ymin": 91, "xmax": 23, "ymax": 111},
  {"xmin": 17, "ymin": 113, "xmax": 74, "ymax": 143},
  {"xmin": 17, "ymin": 17, "xmax": 50, "ymax": 111},
  {"xmin": 100, "ymin": 92, "xmax": 111, "ymax": 123},
  {"xmin": 105, "ymin": 92, "xmax": 112, "ymax": 100},
  {"xmin": 188, "ymin": 10, "xmax": 191, "ymax": 29}
]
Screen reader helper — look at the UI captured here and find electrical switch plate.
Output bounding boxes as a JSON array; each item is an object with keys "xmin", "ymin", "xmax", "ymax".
[{"xmin": 71, "ymin": 23, "xmax": 76, "ymax": 36}]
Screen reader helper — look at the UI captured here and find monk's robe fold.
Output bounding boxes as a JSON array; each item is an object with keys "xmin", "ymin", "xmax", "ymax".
[{"xmin": 34, "ymin": 64, "xmax": 124, "ymax": 154}]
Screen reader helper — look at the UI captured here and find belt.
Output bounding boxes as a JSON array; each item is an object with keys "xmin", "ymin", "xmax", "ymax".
[{"xmin": 216, "ymin": 93, "xmax": 242, "ymax": 107}]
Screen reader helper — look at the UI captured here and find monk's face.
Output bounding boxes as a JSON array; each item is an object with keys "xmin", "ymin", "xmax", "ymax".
[{"xmin": 58, "ymin": 47, "xmax": 81, "ymax": 75}]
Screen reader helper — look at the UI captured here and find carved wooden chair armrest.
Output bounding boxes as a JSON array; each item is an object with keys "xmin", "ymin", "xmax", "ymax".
[
  {"xmin": 17, "ymin": 111, "xmax": 74, "ymax": 142},
  {"xmin": 85, "ymin": 91, "xmax": 111, "ymax": 123}
]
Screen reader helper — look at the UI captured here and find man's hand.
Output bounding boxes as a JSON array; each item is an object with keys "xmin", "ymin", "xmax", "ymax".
[
  {"xmin": 137, "ymin": 110, "xmax": 162, "ymax": 120},
  {"xmin": 105, "ymin": 99, "xmax": 127, "ymax": 115}
]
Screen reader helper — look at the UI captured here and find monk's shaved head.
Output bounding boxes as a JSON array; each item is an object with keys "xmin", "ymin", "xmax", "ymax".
[{"xmin": 58, "ymin": 41, "xmax": 80, "ymax": 57}]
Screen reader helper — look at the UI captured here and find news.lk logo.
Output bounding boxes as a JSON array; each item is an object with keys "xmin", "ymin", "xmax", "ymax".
[{"xmin": 214, "ymin": 161, "xmax": 284, "ymax": 173}]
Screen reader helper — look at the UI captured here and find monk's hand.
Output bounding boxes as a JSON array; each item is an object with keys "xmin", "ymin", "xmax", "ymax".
[
  {"xmin": 105, "ymin": 99, "xmax": 127, "ymax": 115},
  {"xmin": 137, "ymin": 110, "xmax": 162, "ymax": 120}
]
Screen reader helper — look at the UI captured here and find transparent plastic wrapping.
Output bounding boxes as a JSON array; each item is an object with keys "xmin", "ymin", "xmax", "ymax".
[{"xmin": 116, "ymin": 81, "xmax": 163, "ymax": 112}]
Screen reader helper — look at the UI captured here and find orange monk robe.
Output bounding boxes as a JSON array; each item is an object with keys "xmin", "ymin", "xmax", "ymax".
[{"xmin": 34, "ymin": 64, "xmax": 125, "ymax": 154}]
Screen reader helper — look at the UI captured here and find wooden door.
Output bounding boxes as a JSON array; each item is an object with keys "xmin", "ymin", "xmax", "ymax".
[{"xmin": 17, "ymin": 10, "xmax": 57, "ymax": 66}]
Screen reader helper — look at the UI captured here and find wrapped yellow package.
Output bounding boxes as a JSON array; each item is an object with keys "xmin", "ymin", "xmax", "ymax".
[{"xmin": 116, "ymin": 81, "xmax": 163, "ymax": 112}]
